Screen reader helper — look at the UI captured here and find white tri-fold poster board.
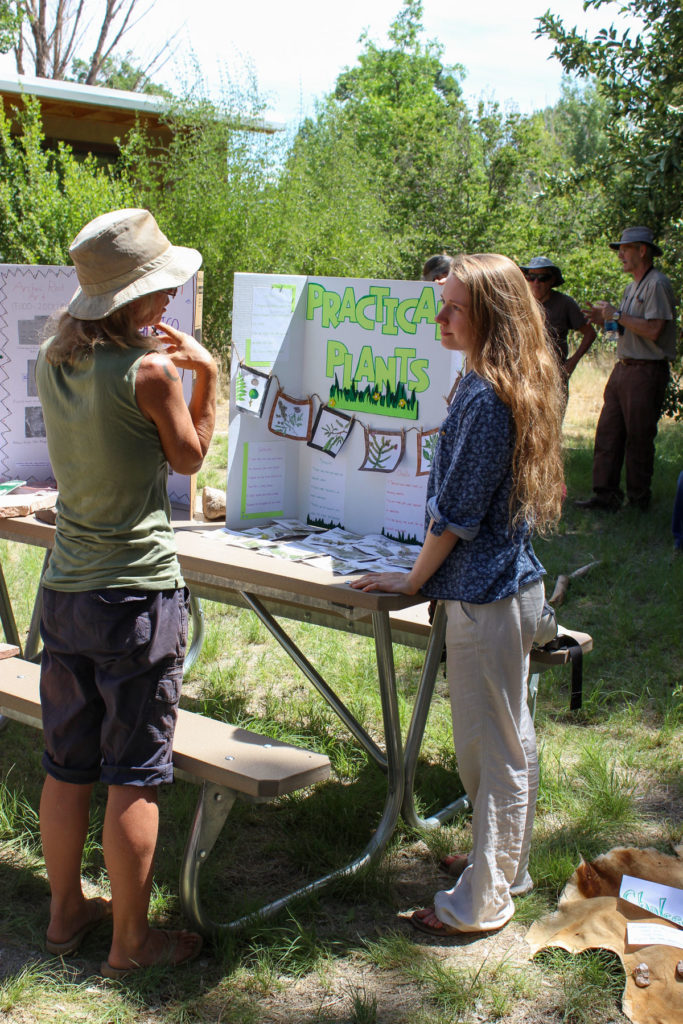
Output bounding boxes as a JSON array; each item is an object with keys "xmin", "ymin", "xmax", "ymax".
[
  {"xmin": 228, "ymin": 274, "xmax": 463, "ymax": 543},
  {"xmin": 0, "ymin": 265, "xmax": 199, "ymax": 510}
]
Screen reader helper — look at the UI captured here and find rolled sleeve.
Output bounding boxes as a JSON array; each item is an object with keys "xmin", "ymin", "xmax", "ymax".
[{"xmin": 426, "ymin": 495, "xmax": 478, "ymax": 540}]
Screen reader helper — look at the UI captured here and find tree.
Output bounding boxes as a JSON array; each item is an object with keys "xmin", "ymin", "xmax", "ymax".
[
  {"xmin": 8, "ymin": 1, "xmax": 174, "ymax": 90},
  {"xmin": 537, "ymin": 1, "xmax": 683, "ymax": 232},
  {"xmin": 0, "ymin": 95, "xmax": 134, "ymax": 263}
]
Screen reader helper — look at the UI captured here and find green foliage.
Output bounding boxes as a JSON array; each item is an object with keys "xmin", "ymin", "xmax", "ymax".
[
  {"xmin": 0, "ymin": 96, "xmax": 134, "ymax": 264},
  {"xmin": 0, "ymin": 0, "xmax": 21, "ymax": 53},
  {"xmin": 118, "ymin": 73, "xmax": 283, "ymax": 361},
  {"xmin": 537, "ymin": 1, "xmax": 683, "ymax": 230}
]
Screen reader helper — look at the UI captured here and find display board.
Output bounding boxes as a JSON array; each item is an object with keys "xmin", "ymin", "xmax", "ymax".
[
  {"xmin": 227, "ymin": 274, "xmax": 463, "ymax": 542},
  {"xmin": 0, "ymin": 265, "xmax": 199, "ymax": 509}
]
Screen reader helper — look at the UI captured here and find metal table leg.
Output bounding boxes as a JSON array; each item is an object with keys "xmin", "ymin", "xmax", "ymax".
[
  {"xmin": 0, "ymin": 559, "xmax": 22, "ymax": 653},
  {"xmin": 240, "ymin": 591, "xmax": 387, "ymax": 770},
  {"xmin": 402, "ymin": 602, "xmax": 470, "ymax": 829},
  {"xmin": 179, "ymin": 607, "xmax": 405, "ymax": 934},
  {"xmin": 183, "ymin": 593, "xmax": 205, "ymax": 676}
]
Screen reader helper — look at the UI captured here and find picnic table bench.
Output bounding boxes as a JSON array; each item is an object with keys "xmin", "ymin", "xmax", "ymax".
[{"xmin": 0, "ymin": 650, "xmax": 331, "ymax": 935}]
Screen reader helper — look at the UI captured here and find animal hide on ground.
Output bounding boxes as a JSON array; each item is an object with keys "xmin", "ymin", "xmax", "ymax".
[{"xmin": 526, "ymin": 846, "xmax": 683, "ymax": 1024}]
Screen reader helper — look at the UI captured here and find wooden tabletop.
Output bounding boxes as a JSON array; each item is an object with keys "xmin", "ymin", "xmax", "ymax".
[{"xmin": 0, "ymin": 514, "xmax": 429, "ymax": 618}]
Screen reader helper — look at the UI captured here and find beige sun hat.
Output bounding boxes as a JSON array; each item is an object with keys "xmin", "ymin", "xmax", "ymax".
[{"xmin": 67, "ymin": 208, "xmax": 202, "ymax": 320}]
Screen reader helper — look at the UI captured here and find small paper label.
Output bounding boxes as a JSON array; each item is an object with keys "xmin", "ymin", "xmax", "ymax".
[{"xmin": 627, "ymin": 922, "xmax": 683, "ymax": 950}]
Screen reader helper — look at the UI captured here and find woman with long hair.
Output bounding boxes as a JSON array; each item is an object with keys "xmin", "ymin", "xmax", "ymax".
[{"xmin": 352, "ymin": 253, "xmax": 564, "ymax": 934}]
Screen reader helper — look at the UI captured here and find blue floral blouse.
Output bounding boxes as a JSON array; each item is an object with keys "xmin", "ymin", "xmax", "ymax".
[{"xmin": 421, "ymin": 371, "xmax": 545, "ymax": 604}]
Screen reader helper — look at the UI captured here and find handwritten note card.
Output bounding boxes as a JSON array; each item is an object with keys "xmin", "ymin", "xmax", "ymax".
[
  {"xmin": 241, "ymin": 442, "xmax": 285, "ymax": 518},
  {"xmin": 626, "ymin": 922, "xmax": 683, "ymax": 950}
]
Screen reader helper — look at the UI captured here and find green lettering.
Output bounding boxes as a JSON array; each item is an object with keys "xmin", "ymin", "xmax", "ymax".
[
  {"xmin": 338, "ymin": 286, "xmax": 358, "ymax": 325},
  {"xmin": 382, "ymin": 296, "xmax": 399, "ymax": 335},
  {"xmin": 413, "ymin": 286, "xmax": 438, "ymax": 325},
  {"xmin": 306, "ymin": 282, "xmax": 324, "ymax": 320},
  {"xmin": 409, "ymin": 358, "xmax": 430, "ymax": 393},
  {"xmin": 321, "ymin": 290, "xmax": 341, "ymax": 329},
  {"xmin": 394, "ymin": 347, "xmax": 415, "ymax": 384},
  {"xmin": 353, "ymin": 345, "xmax": 375, "ymax": 385},
  {"xmin": 356, "ymin": 295, "xmax": 376, "ymax": 330},
  {"xmin": 342, "ymin": 352, "xmax": 353, "ymax": 389},
  {"xmin": 374, "ymin": 355, "xmax": 397, "ymax": 390},
  {"xmin": 326, "ymin": 339, "xmax": 349, "ymax": 378},
  {"xmin": 369, "ymin": 286, "xmax": 390, "ymax": 326},
  {"xmin": 397, "ymin": 297, "xmax": 418, "ymax": 334}
]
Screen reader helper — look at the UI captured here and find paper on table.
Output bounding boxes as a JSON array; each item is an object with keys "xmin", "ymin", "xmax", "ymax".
[
  {"xmin": 626, "ymin": 922, "xmax": 683, "ymax": 950},
  {"xmin": 619, "ymin": 874, "xmax": 683, "ymax": 927}
]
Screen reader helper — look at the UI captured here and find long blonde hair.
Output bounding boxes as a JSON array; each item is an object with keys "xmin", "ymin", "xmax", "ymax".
[
  {"xmin": 450, "ymin": 253, "xmax": 564, "ymax": 534},
  {"xmin": 45, "ymin": 294, "xmax": 160, "ymax": 366}
]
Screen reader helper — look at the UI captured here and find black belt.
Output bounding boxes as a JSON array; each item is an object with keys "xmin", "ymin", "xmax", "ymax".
[{"xmin": 618, "ymin": 358, "xmax": 668, "ymax": 367}]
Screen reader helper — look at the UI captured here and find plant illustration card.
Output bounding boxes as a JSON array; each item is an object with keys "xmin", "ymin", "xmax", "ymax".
[
  {"xmin": 417, "ymin": 427, "xmax": 440, "ymax": 476},
  {"xmin": 358, "ymin": 428, "xmax": 404, "ymax": 473},
  {"xmin": 234, "ymin": 364, "xmax": 272, "ymax": 416},
  {"xmin": 268, "ymin": 391, "xmax": 313, "ymax": 441},
  {"xmin": 308, "ymin": 405, "xmax": 353, "ymax": 457}
]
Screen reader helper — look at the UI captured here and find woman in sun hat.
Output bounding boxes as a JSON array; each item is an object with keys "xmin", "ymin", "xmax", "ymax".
[{"xmin": 35, "ymin": 208, "xmax": 216, "ymax": 977}]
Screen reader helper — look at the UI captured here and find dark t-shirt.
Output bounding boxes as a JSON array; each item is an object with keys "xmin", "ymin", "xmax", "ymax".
[{"xmin": 542, "ymin": 290, "xmax": 586, "ymax": 362}]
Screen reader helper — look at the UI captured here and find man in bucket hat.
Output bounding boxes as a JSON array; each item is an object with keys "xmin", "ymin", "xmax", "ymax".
[
  {"xmin": 519, "ymin": 256, "xmax": 596, "ymax": 384},
  {"xmin": 35, "ymin": 209, "xmax": 216, "ymax": 976},
  {"xmin": 576, "ymin": 227, "xmax": 676, "ymax": 511}
]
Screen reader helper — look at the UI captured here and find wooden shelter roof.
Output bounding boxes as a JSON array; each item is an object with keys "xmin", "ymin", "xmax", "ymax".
[{"xmin": 0, "ymin": 74, "xmax": 282, "ymax": 156}]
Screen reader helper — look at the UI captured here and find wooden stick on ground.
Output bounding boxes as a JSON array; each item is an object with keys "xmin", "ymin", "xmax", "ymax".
[{"xmin": 548, "ymin": 560, "xmax": 601, "ymax": 607}]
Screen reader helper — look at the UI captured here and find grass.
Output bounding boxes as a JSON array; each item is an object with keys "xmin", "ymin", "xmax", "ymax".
[{"xmin": 0, "ymin": 353, "xmax": 681, "ymax": 1022}]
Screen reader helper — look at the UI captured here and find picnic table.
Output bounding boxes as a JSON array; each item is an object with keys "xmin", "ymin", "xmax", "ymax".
[{"xmin": 0, "ymin": 515, "xmax": 591, "ymax": 931}]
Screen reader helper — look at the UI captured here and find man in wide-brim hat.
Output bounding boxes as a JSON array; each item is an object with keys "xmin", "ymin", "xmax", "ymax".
[{"xmin": 577, "ymin": 226, "xmax": 676, "ymax": 512}]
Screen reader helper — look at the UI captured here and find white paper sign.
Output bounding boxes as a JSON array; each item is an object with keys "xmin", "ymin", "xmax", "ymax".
[
  {"xmin": 626, "ymin": 922, "xmax": 683, "ymax": 950},
  {"xmin": 228, "ymin": 273, "xmax": 463, "ymax": 538},
  {"xmin": 619, "ymin": 874, "xmax": 683, "ymax": 927}
]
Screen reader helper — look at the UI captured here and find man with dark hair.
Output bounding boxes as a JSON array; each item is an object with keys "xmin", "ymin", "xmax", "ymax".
[{"xmin": 577, "ymin": 227, "xmax": 676, "ymax": 511}]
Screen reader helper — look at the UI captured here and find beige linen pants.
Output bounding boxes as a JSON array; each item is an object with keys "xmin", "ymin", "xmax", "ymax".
[{"xmin": 434, "ymin": 579, "xmax": 544, "ymax": 932}]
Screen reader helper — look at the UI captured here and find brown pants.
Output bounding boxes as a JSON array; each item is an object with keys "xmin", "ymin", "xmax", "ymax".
[{"xmin": 592, "ymin": 359, "xmax": 670, "ymax": 504}]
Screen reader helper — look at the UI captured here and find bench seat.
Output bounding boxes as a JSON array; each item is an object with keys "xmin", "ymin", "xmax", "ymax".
[{"xmin": 0, "ymin": 655, "xmax": 332, "ymax": 934}]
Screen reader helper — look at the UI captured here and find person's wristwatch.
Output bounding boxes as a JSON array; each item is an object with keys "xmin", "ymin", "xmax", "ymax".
[{"xmin": 613, "ymin": 310, "xmax": 622, "ymax": 322}]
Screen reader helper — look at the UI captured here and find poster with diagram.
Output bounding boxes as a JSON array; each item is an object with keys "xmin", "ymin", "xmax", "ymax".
[
  {"xmin": 228, "ymin": 274, "xmax": 463, "ymax": 542},
  {"xmin": 0, "ymin": 264, "xmax": 199, "ymax": 509}
]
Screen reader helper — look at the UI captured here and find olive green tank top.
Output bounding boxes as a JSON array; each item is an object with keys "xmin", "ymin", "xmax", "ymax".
[{"xmin": 36, "ymin": 339, "xmax": 184, "ymax": 591}]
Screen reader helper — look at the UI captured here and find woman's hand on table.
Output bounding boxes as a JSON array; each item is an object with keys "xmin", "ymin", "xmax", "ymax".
[{"xmin": 350, "ymin": 571, "xmax": 420, "ymax": 595}]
